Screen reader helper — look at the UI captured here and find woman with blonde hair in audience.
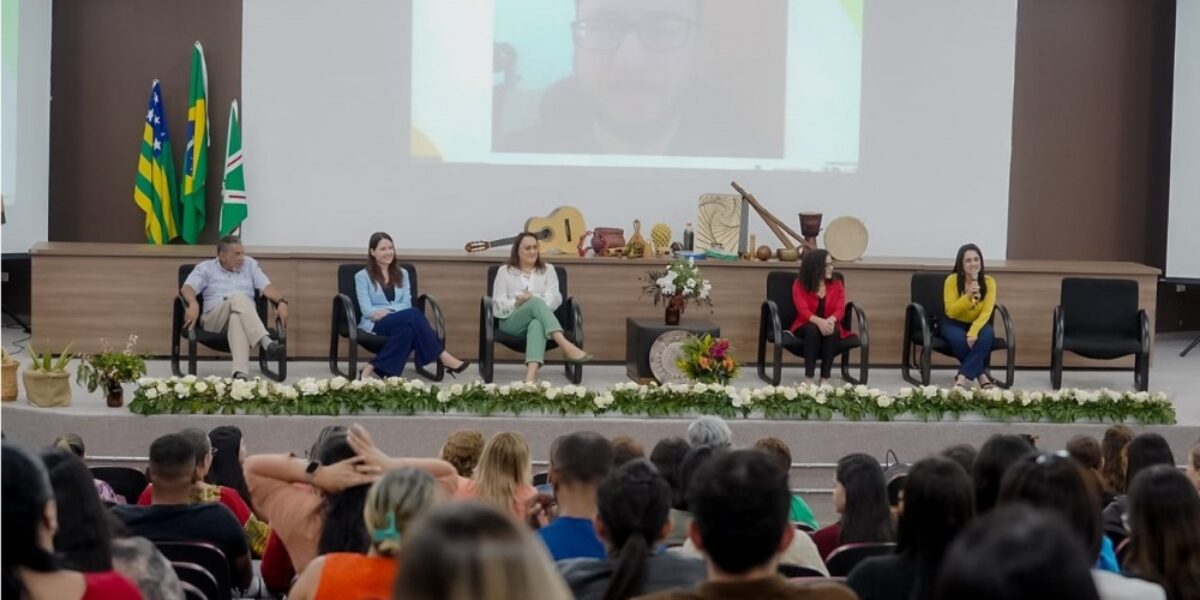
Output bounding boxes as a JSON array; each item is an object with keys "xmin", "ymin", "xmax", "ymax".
[
  {"xmin": 394, "ymin": 502, "xmax": 573, "ymax": 600},
  {"xmin": 1125, "ymin": 465, "xmax": 1200, "ymax": 600},
  {"xmin": 288, "ymin": 467, "xmax": 440, "ymax": 600},
  {"xmin": 456, "ymin": 432, "xmax": 537, "ymax": 521}
]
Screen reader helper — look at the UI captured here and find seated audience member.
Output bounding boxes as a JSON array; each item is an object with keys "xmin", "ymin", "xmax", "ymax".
[
  {"xmin": 882, "ymin": 463, "xmax": 909, "ymax": 527},
  {"xmin": 179, "ymin": 234, "xmax": 287, "ymax": 379},
  {"xmin": 2, "ymin": 443, "xmax": 142, "ymax": 600},
  {"xmin": 441, "ymin": 429, "xmax": 485, "ymax": 487},
  {"xmin": 611, "ymin": 435, "xmax": 645, "ymax": 468},
  {"xmin": 204, "ymin": 426, "xmax": 256, "ymax": 515},
  {"xmin": 289, "ymin": 468, "xmax": 440, "ymax": 600},
  {"xmin": 997, "ymin": 452, "xmax": 1165, "ymax": 599},
  {"xmin": 1101, "ymin": 433, "xmax": 1175, "ymax": 539},
  {"xmin": 559, "ymin": 459, "xmax": 706, "ymax": 600},
  {"xmin": 245, "ymin": 424, "xmax": 456, "ymax": 572},
  {"xmin": 394, "ymin": 502, "xmax": 573, "ymax": 600},
  {"xmin": 138, "ymin": 428, "xmax": 267, "ymax": 556},
  {"xmin": 972, "ymin": 433, "xmax": 1035, "ymax": 514},
  {"xmin": 42, "ymin": 449, "xmax": 183, "ymax": 600},
  {"xmin": 847, "ymin": 457, "xmax": 974, "ymax": 600},
  {"xmin": 939, "ymin": 243, "xmax": 999, "ymax": 389},
  {"xmin": 490, "ymin": 232, "xmax": 592, "ymax": 383},
  {"xmin": 640, "ymin": 451, "xmax": 855, "ymax": 600},
  {"xmin": 1189, "ymin": 441, "xmax": 1200, "ymax": 492},
  {"xmin": 665, "ymin": 445, "xmax": 719, "ymax": 547},
  {"xmin": 811, "ymin": 453, "xmax": 894, "ymax": 560},
  {"xmin": 354, "ymin": 231, "xmax": 469, "ymax": 379},
  {"xmin": 52, "ymin": 433, "xmax": 125, "ymax": 505},
  {"xmin": 934, "ymin": 506, "xmax": 1101, "ymax": 600},
  {"xmin": 790, "ymin": 249, "xmax": 852, "ymax": 386},
  {"xmin": 538, "ymin": 431, "xmax": 613, "ymax": 561},
  {"xmin": 1066, "ymin": 434, "xmax": 1117, "ymax": 509},
  {"xmin": 686, "ymin": 416, "xmax": 732, "ymax": 451},
  {"xmin": 1124, "ymin": 465, "xmax": 1200, "ymax": 600},
  {"xmin": 939, "ymin": 443, "xmax": 977, "ymax": 478},
  {"xmin": 753, "ymin": 437, "xmax": 819, "ymax": 530},
  {"xmin": 650, "ymin": 438, "xmax": 691, "ymax": 534},
  {"xmin": 1100, "ymin": 425, "xmax": 1134, "ymax": 494},
  {"xmin": 112, "ymin": 433, "xmax": 252, "ymax": 590},
  {"xmin": 455, "ymin": 431, "xmax": 538, "ymax": 522}
]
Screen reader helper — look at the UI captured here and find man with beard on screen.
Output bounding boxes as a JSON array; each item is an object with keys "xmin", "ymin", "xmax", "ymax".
[{"xmin": 497, "ymin": 0, "xmax": 780, "ymax": 158}]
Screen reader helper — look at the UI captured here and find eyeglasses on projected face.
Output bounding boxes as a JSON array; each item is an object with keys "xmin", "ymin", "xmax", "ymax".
[{"xmin": 571, "ymin": 17, "xmax": 694, "ymax": 52}]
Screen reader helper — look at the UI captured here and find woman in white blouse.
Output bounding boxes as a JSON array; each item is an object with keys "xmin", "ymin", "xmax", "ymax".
[{"xmin": 492, "ymin": 233, "xmax": 591, "ymax": 382}]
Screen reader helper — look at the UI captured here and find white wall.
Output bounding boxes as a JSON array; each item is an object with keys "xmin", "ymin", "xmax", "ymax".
[
  {"xmin": 242, "ymin": 0, "xmax": 1016, "ymax": 258},
  {"xmin": 1, "ymin": 0, "xmax": 51, "ymax": 255},
  {"xmin": 1166, "ymin": 0, "xmax": 1200, "ymax": 280}
]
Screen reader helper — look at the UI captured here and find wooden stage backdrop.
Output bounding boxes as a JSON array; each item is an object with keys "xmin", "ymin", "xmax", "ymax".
[{"xmin": 30, "ymin": 243, "xmax": 1159, "ymax": 370}]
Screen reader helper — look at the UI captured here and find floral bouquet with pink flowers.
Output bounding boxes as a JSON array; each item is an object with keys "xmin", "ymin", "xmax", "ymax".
[{"xmin": 677, "ymin": 334, "xmax": 740, "ymax": 384}]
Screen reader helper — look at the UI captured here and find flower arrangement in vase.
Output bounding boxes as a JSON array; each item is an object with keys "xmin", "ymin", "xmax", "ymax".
[
  {"xmin": 76, "ymin": 335, "xmax": 148, "ymax": 408},
  {"xmin": 677, "ymin": 334, "xmax": 740, "ymax": 384},
  {"xmin": 642, "ymin": 258, "xmax": 713, "ymax": 325}
]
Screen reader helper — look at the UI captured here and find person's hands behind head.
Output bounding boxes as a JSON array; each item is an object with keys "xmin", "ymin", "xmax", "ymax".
[
  {"xmin": 347, "ymin": 424, "xmax": 393, "ymax": 472},
  {"xmin": 313, "ymin": 455, "xmax": 379, "ymax": 493}
]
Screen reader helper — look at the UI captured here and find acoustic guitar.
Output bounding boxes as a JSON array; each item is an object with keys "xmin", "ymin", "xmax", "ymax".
[{"xmin": 464, "ymin": 206, "xmax": 586, "ymax": 255}]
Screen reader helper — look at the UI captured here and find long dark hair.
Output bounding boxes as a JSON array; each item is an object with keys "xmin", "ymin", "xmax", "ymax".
[
  {"xmin": 836, "ymin": 453, "xmax": 894, "ymax": 545},
  {"xmin": 41, "ymin": 450, "xmax": 115, "ymax": 572},
  {"xmin": 206, "ymin": 426, "xmax": 253, "ymax": 510},
  {"xmin": 677, "ymin": 445, "xmax": 719, "ymax": 512},
  {"xmin": 597, "ymin": 459, "xmax": 672, "ymax": 600},
  {"xmin": 972, "ymin": 434, "xmax": 1034, "ymax": 514},
  {"xmin": 1124, "ymin": 433, "xmax": 1175, "ymax": 492},
  {"xmin": 649, "ymin": 437, "xmax": 690, "ymax": 510},
  {"xmin": 505, "ymin": 231, "xmax": 546, "ymax": 272},
  {"xmin": 798, "ymin": 249, "xmax": 832, "ymax": 293},
  {"xmin": 1127, "ymin": 465, "xmax": 1200, "ymax": 598},
  {"xmin": 1100, "ymin": 425, "xmax": 1133, "ymax": 493},
  {"xmin": 952, "ymin": 243, "xmax": 988, "ymax": 299},
  {"xmin": 365, "ymin": 231, "xmax": 405, "ymax": 292},
  {"xmin": 897, "ymin": 457, "xmax": 974, "ymax": 598},
  {"xmin": 997, "ymin": 452, "xmax": 1102, "ymax": 560},
  {"xmin": 315, "ymin": 432, "xmax": 371, "ymax": 555},
  {"xmin": 3, "ymin": 443, "xmax": 60, "ymax": 598}
]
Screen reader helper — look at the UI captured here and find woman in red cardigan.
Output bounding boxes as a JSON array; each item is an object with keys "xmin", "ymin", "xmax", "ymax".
[{"xmin": 790, "ymin": 249, "xmax": 853, "ymax": 385}]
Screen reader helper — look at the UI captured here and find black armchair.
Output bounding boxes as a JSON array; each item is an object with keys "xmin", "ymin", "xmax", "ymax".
[
  {"xmin": 756, "ymin": 271, "xmax": 869, "ymax": 385},
  {"xmin": 1051, "ymin": 278, "xmax": 1150, "ymax": 391},
  {"xmin": 329, "ymin": 263, "xmax": 445, "ymax": 381},
  {"xmin": 171, "ymin": 264, "xmax": 286, "ymax": 381},
  {"xmin": 901, "ymin": 272, "xmax": 1015, "ymax": 388},
  {"xmin": 479, "ymin": 264, "xmax": 583, "ymax": 384}
]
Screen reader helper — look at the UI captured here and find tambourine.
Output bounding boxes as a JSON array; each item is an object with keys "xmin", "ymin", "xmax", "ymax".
[{"xmin": 824, "ymin": 216, "xmax": 869, "ymax": 261}]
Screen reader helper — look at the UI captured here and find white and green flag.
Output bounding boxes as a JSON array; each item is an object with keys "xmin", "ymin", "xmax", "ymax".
[{"xmin": 219, "ymin": 100, "xmax": 247, "ymax": 235}]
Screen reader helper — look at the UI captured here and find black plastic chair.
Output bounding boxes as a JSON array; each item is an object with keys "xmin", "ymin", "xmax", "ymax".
[
  {"xmin": 479, "ymin": 264, "xmax": 583, "ymax": 384},
  {"xmin": 757, "ymin": 271, "xmax": 869, "ymax": 385},
  {"xmin": 89, "ymin": 466, "xmax": 148, "ymax": 503},
  {"xmin": 901, "ymin": 272, "xmax": 1015, "ymax": 388},
  {"xmin": 157, "ymin": 541, "xmax": 232, "ymax": 600},
  {"xmin": 329, "ymin": 263, "xmax": 446, "ymax": 381},
  {"xmin": 171, "ymin": 264, "xmax": 286, "ymax": 381},
  {"xmin": 1051, "ymin": 278, "xmax": 1150, "ymax": 391},
  {"xmin": 171, "ymin": 563, "xmax": 219, "ymax": 600},
  {"xmin": 825, "ymin": 542, "xmax": 897, "ymax": 577},
  {"xmin": 778, "ymin": 563, "xmax": 826, "ymax": 578}
]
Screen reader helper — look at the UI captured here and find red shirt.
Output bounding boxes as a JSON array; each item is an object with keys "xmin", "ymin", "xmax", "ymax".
[
  {"xmin": 810, "ymin": 522, "xmax": 842, "ymax": 560},
  {"xmin": 137, "ymin": 484, "xmax": 252, "ymax": 525},
  {"xmin": 790, "ymin": 279, "xmax": 852, "ymax": 338},
  {"xmin": 83, "ymin": 571, "xmax": 143, "ymax": 600}
]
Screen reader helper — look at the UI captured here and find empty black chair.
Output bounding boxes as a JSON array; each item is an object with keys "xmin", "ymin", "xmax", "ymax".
[
  {"xmin": 757, "ymin": 271, "xmax": 869, "ymax": 385},
  {"xmin": 329, "ymin": 262, "xmax": 446, "ymax": 380},
  {"xmin": 89, "ymin": 466, "xmax": 148, "ymax": 503},
  {"xmin": 171, "ymin": 563, "xmax": 219, "ymax": 600},
  {"xmin": 1051, "ymin": 278, "xmax": 1150, "ymax": 391},
  {"xmin": 171, "ymin": 264, "xmax": 286, "ymax": 381},
  {"xmin": 901, "ymin": 272, "xmax": 1015, "ymax": 388},
  {"xmin": 825, "ymin": 542, "xmax": 897, "ymax": 577},
  {"xmin": 479, "ymin": 264, "xmax": 583, "ymax": 384},
  {"xmin": 157, "ymin": 542, "xmax": 232, "ymax": 600}
]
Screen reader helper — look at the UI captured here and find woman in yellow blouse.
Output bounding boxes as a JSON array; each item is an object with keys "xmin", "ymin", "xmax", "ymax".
[{"xmin": 941, "ymin": 244, "xmax": 997, "ymax": 388}]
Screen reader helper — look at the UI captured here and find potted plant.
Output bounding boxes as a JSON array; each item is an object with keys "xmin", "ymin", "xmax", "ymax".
[
  {"xmin": 22, "ymin": 344, "xmax": 74, "ymax": 408},
  {"xmin": 1, "ymin": 349, "xmax": 19, "ymax": 402},
  {"xmin": 642, "ymin": 258, "xmax": 713, "ymax": 325},
  {"xmin": 76, "ymin": 335, "xmax": 148, "ymax": 408},
  {"xmin": 678, "ymin": 334, "xmax": 740, "ymax": 385}
]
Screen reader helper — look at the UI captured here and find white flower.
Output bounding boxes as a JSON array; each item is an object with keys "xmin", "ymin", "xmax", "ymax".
[
  {"xmin": 1003, "ymin": 390, "xmax": 1015, "ymax": 403},
  {"xmin": 330, "ymin": 376, "xmax": 348, "ymax": 391},
  {"xmin": 545, "ymin": 389, "xmax": 559, "ymax": 400},
  {"xmin": 1133, "ymin": 391, "xmax": 1149, "ymax": 403},
  {"xmin": 136, "ymin": 377, "xmax": 155, "ymax": 388},
  {"xmin": 411, "ymin": 379, "xmax": 427, "ymax": 390},
  {"xmin": 899, "ymin": 387, "xmax": 914, "ymax": 398},
  {"xmin": 194, "ymin": 381, "xmax": 208, "ymax": 393},
  {"xmin": 258, "ymin": 381, "xmax": 272, "ymax": 397},
  {"xmin": 540, "ymin": 380, "xmax": 552, "ymax": 390},
  {"xmin": 145, "ymin": 388, "xmax": 159, "ymax": 399},
  {"xmin": 350, "ymin": 379, "xmax": 365, "ymax": 391},
  {"xmin": 282, "ymin": 387, "xmax": 299, "ymax": 400},
  {"xmin": 573, "ymin": 386, "xmax": 587, "ymax": 398},
  {"xmin": 450, "ymin": 384, "xmax": 464, "ymax": 396},
  {"xmin": 692, "ymin": 382, "xmax": 708, "ymax": 393},
  {"xmin": 182, "ymin": 375, "xmax": 197, "ymax": 384},
  {"xmin": 214, "ymin": 382, "xmax": 226, "ymax": 396},
  {"xmin": 317, "ymin": 379, "xmax": 330, "ymax": 393},
  {"xmin": 819, "ymin": 382, "xmax": 834, "ymax": 393},
  {"xmin": 638, "ymin": 385, "xmax": 649, "ymax": 394},
  {"xmin": 815, "ymin": 393, "xmax": 827, "ymax": 405},
  {"xmin": 156, "ymin": 383, "xmax": 169, "ymax": 394},
  {"xmin": 173, "ymin": 383, "xmax": 188, "ymax": 395},
  {"xmin": 686, "ymin": 278, "xmax": 696, "ymax": 289},
  {"xmin": 854, "ymin": 385, "xmax": 869, "ymax": 396},
  {"xmin": 922, "ymin": 385, "xmax": 938, "ymax": 396},
  {"xmin": 1020, "ymin": 394, "xmax": 1032, "ymax": 406},
  {"xmin": 876, "ymin": 396, "xmax": 894, "ymax": 408},
  {"xmin": 782, "ymin": 387, "xmax": 797, "ymax": 400},
  {"xmin": 436, "ymin": 391, "xmax": 450, "ymax": 403},
  {"xmin": 484, "ymin": 383, "xmax": 496, "ymax": 393},
  {"xmin": 731, "ymin": 395, "xmax": 745, "ymax": 409},
  {"xmin": 299, "ymin": 379, "xmax": 320, "ymax": 396},
  {"xmin": 593, "ymin": 393, "xmax": 614, "ymax": 409},
  {"xmin": 499, "ymin": 385, "xmax": 511, "ymax": 396}
]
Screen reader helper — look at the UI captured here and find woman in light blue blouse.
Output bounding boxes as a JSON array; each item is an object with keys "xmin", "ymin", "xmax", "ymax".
[{"xmin": 356, "ymin": 232, "xmax": 469, "ymax": 379}]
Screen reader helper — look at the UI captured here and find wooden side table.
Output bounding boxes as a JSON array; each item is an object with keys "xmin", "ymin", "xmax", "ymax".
[{"xmin": 625, "ymin": 318, "xmax": 720, "ymax": 384}]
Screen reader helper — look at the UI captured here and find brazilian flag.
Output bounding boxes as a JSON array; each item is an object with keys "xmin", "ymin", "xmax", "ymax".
[
  {"xmin": 181, "ymin": 41, "xmax": 209, "ymax": 244},
  {"xmin": 133, "ymin": 80, "xmax": 180, "ymax": 245}
]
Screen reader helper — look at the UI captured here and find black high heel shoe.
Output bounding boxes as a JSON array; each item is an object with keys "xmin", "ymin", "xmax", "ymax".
[{"xmin": 443, "ymin": 360, "xmax": 472, "ymax": 379}]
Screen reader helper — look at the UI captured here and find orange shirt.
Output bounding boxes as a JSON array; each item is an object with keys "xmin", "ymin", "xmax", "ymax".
[{"xmin": 314, "ymin": 553, "xmax": 397, "ymax": 600}]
